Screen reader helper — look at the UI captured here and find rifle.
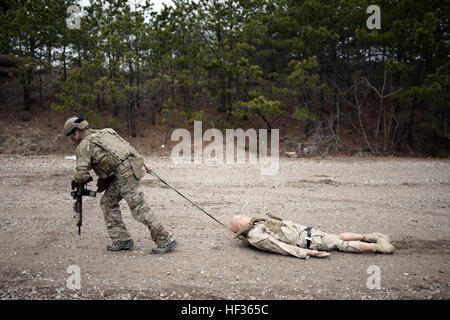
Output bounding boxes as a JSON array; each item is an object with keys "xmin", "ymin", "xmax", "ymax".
[{"xmin": 71, "ymin": 176, "xmax": 97, "ymax": 235}]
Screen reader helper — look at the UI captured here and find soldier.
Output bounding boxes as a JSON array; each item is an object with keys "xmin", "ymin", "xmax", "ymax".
[
  {"xmin": 229, "ymin": 214, "xmax": 394, "ymax": 259},
  {"xmin": 64, "ymin": 116, "xmax": 178, "ymax": 254}
]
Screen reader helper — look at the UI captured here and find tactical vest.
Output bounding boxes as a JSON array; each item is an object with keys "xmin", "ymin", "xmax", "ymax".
[
  {"xmin": 236, "ymin": 214, "xmax": 284, "ymax": 244},
  {"xmin": 88, "ymin": 128, "xmax": 145, "ymax": 179}
]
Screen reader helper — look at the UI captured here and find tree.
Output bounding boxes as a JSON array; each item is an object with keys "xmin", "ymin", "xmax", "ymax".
[{"xmin": 0, "ymin": 0, "xmax": 69, "ymax": 110}]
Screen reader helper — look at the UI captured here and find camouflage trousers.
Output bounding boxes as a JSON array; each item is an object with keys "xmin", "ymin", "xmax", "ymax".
[
  {"xmin": 308, "ymin": 228, "xmax": 361, "ymax": 253},
  {"xmin": 99, "ymin": 161, "xmax": 173, "ymax": 247}
]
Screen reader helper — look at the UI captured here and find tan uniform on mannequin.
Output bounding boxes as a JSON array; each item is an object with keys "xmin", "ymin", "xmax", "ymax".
[{"xmin": 230, "ymin": 214, "xmax": 394, "ymax": 259}]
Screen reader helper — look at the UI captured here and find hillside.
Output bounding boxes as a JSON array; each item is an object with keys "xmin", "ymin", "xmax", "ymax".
[{"xmin": 3, "ymin": 74, "xmax": 445, "ymax": 159}]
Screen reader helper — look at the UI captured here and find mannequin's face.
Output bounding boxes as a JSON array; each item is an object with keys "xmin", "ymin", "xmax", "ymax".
[
  {"xmin": 230, "ymin": 215, "xmax": 251, "ymax": 233},
  {"xmin": 238, "ymin": 215, "xmax": 251, "ymax": 227}
]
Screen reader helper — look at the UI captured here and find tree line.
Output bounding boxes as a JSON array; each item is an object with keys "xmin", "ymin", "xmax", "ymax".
[{"xmin": 0, "ymin": 0, "xmax": 448, "ymax": 156}]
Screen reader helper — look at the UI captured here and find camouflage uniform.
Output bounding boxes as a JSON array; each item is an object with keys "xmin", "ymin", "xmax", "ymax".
[
  {"xmin": 74, "ymin": 128, "xmax": 174, "ymax": 248},
  {"xmin": 236, "ymin": 215, "xmax": 361, "ymax": 259}
]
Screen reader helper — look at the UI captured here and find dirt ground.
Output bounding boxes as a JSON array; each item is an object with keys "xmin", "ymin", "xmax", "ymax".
[{"xmin": 0, "ymin": 155, "xmax": 449, "ymax": 300}]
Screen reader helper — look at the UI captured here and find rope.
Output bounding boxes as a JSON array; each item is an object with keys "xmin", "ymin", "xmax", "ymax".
[{"xmin": 149, "ymin": 171, "xmax": 235, "ymax": 234}]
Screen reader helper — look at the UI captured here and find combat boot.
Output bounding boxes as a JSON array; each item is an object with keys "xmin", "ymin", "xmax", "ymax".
[
  {"xmin": 364, "ymin": 232, "xmax": 392, "ymax": 244},
  {"xmin": 152, "ymin": 238, "xmax": 178, "ymax": 254},
  {"xmin": 107, "ymin": 239, "xmax": 134, "ymax": 251},
  {"xmin": 372, "ymin": 238, "xmax": 394, "ymax": 254}
]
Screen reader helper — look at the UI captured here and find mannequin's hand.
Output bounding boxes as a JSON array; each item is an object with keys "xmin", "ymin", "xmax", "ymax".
[{"xmin": 308, "ymin": 250, "xmax": 330, "ymax": 258}]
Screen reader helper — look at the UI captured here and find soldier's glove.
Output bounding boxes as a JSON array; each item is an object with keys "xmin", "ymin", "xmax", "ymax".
[
  {"xmin": 144, "ymin": 164, "xmax": 152, "ymax": 174},
  {"xmin": 97, "ymin": 178, "xmax": 107, "ymax": 193}
]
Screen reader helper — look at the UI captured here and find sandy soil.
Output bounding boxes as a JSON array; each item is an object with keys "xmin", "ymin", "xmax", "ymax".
[{"xmin": 0, "ymin": 155, "xmax": 449, "ymax": 300}]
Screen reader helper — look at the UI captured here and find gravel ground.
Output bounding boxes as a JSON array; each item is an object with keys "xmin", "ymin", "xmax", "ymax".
[{"xmin": 0, "ymin": 155, "xmax": 449, "ymax": 300}]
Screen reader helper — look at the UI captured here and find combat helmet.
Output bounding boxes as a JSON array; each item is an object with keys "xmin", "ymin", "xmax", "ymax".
[{"xmin": 63, "ymin": 116, "xmax": 89, "ymax": 136}]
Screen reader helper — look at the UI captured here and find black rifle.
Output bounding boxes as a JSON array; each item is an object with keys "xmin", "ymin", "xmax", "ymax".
[{"xmin": 71, "ymin": 176, "xmax": 97, "ymax": 235}]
